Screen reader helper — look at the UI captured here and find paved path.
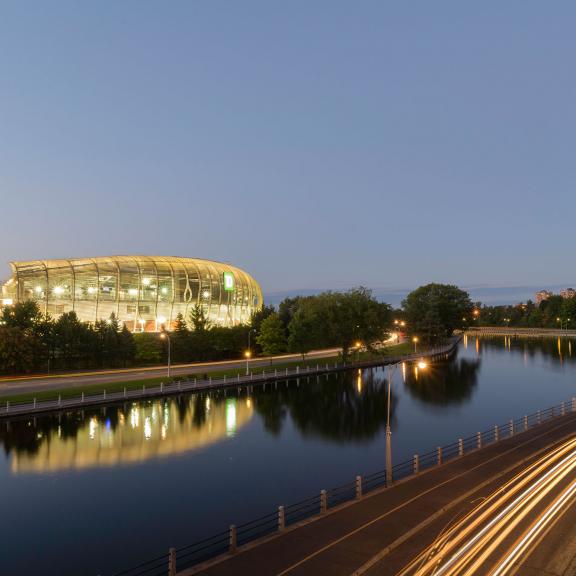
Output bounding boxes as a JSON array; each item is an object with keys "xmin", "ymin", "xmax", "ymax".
[
  {"xmin": 182, "ymin": 411, "xmax": 576, "ymax": 576},
  {"xmin": 0, "ymin": 348, "xmax": 341, "ymax": 398}
]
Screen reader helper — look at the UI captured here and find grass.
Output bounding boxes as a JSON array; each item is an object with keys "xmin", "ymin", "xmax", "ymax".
[{"xmin": 0, "ymin": 341, "xmax": 418, "ymax": 406}]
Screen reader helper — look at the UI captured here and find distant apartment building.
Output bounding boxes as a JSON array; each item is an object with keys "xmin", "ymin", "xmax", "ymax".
[
  {"xmin": 560, "ymin": 288, "xmax": 576, "ymax": 299},
  {"xmin": 536, "ymin": 290, "xmax": 553, "ymax": 304}
]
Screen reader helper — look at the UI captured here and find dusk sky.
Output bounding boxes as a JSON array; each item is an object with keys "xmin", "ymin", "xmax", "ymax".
[{"xmin": 1, "ymin": 1, "xmax": 574, "ymax": 298}]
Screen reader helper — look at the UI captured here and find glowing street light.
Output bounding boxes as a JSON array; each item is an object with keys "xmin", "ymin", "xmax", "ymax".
[
  {"xmin": 160, "ymin": 332, "xmax": 171, "ymax": 378},
  {"xmin": 412, "ymin": 336, "xmax": 419, "ymax": 353}
]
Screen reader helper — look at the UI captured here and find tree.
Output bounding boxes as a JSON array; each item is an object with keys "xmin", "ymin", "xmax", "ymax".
[
  {"xmin": 0, "ymin": 326, "xmax": 40, "ymax": 373},
  {"xmin": 257, "ymin": 313, "xmax": 287, "ymax": 356},
  {"xmin": 402, "ymin": 284, "xmax": 473, "ymax": 343},
  {"xmin": 189, "ymin": 304, "xmax": 211, "ymax": 332}
]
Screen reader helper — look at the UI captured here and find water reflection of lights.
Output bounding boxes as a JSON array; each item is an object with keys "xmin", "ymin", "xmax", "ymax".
[
  {"xmin": 130, "ymin": 407, "xmax": 139, "ymax": 429},
  {"xmin": 205, "ymin": 397, "xmax": 211, "ymax": 412},
  {"xmin": 357, "ymin": 369, "xmax": 362, "ymax": 393},
  {"xmin": 402, "ymin": 362, "xmax": 406, "ymax": 383},
  {"xmin": 463, "ymin": 334, "xmax": 468, "ymax": 349},
  {"xmin": 10, "ymin": 396, "xmax": 254, "ymax": 473},
  {"xmin": 89, "ymin": 418, "xmax": 98, "ymax": 440},
  {"xmin": 226, "ymin": 399, "xmax": 237, "ymax": 437},
  {"xmin": 144, "ymin": 417, "xmax": 152, "ymax": 440}
]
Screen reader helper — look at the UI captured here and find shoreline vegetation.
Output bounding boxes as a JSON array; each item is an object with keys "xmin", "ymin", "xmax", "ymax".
[{"xmin": 0, "ymin": 342, "xmax": 415, "ymax": 405}]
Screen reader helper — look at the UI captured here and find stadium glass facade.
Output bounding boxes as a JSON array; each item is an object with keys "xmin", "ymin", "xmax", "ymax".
[{"xmin": 0, "ymin": 256, "xmax": 263, "ymax": 332}]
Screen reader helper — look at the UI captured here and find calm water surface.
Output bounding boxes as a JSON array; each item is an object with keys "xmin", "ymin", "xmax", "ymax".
[{"xmin": 1, "ymin": 336, "xmax": 575, "ymax": 575}]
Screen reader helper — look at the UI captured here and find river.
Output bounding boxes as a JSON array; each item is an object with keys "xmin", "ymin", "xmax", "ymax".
[{"xmin": 1, "ymin": 335, "xmax": 574, "ymax": 575}]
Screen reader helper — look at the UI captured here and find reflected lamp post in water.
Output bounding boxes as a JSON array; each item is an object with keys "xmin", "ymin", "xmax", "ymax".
[
  {"xmin": 160, "ymin": 332, "xmax": 171, "ymax": 378},
  {"xmin": 385, "ymin": 362, "xmax": 398, "ymax": 486}
]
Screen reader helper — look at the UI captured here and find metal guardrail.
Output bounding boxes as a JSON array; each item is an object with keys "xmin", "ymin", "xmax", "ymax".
[
  {"xmin": 109, "ymin": 393, "xmax": 576, "ymax": 576},
  {"xmin": 1, "ymin": 339, "xmax": 460, "ymax": 420}
]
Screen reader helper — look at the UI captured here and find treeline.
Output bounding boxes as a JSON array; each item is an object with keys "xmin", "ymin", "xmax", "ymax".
[
  {"xmin": 0, "ymin": 288, "xmax": 392, "ymax": 374},
  {"xmin": 476, "ymin": 296, "xmax": 576, "ymax": 329}
]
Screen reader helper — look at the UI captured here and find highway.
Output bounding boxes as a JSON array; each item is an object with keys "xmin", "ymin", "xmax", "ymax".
[
  {"xmin": 184, "ymin": 409, "xmax": 576, "ymax": 576},
  {"xmin": 0, "ymin": 347, "xmax": 341, "ymax": 398},
  {"xmin": 397, "ymin": 436, "xmax": 576, "ymax": 575}
]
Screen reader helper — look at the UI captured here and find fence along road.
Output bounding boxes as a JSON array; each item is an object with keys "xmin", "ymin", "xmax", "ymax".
[
  {"xmin": 109, "ymin": 400, "xmax": 576, "ymax": 575},
  {"xmin": 0, "ymin": 339, "xmax": 459, "ymax": 420}
]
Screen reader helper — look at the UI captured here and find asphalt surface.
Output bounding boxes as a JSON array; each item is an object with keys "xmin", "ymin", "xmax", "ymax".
[
  {"xmin": 181, "ymin": 411, "xmax": 576, "ymax": 576},
  {"xmin": 0, "ymin": 348, "xmax": 341, "ymax": 398}
]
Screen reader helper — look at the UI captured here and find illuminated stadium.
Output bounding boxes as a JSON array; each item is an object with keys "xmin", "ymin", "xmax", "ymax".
[{"xmin": 0, "ymin": 256, "xmax": 263, "ymax": 331}]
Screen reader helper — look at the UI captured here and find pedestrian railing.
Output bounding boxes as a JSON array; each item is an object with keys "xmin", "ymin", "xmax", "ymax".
[
  {"xmin": 109, "ymin": 395, "xmax": 576, "ymax": 576},
  {"xmin": 1, "ymin": 339, "xmax": 460, "ymax": 420}
]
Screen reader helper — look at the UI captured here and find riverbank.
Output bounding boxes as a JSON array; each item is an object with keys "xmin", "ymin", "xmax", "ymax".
[
  {"xmin": 0, "ymin": 339, "xmax": 456, "ymax": 419},
  {"xmin": 466, "ymin": 327, "xmax": 576, "ymax": 337}
]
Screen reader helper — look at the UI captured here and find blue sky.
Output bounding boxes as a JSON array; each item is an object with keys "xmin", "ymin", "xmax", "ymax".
[{"xmin": 0, "ymin": 1, "xmax": 574, "ymax": 298}]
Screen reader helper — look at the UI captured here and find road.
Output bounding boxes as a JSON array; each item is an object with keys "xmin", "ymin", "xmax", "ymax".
[
  {"xmin": 0, "ymin": 347, "xmax": 341, "ymax": 398},
  {"xmin": 183, "ymin": 409, "xmax": 576, "ymax": 576},
  {"xmin": 394, "ymin": 436, "xmax": 576, "ymax": 575}
]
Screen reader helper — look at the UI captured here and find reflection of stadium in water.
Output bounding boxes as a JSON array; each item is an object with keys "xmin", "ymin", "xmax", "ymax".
[{"xmin": 9, "ymin": 396, "xmax": 253, "ymax": 474}]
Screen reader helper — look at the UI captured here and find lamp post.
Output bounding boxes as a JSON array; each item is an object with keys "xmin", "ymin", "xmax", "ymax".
[
  {"xmin": 385, "ymin": 362, "xmax": 396, "ymax": 486},
  {"xmin": 355, "ymin": 341, "xmax": 362, "ymax": 362},
  {"xmin": 412, "ymin": 336, "xmax": 419, "ymax": 353},
  {"xmin": 160, "ymin": 332, "xmax": 171, "ymax": 379},
  {"xmin": 244, "ymin": 350, "xmax": 251, "ymax": 376},
  {"xmin": 245, "ymin": 328, "xmax": 256, "ymax": 375}
]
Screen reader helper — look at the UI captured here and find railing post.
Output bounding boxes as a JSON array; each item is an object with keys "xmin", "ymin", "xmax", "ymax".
[
  {"xmin": 229, "ymin": 525, "xmax": 237, "ymax": 554},
  {"xmin": 537, "ymin": 410, "xmax": 541, "ymax": 425},
  {"xmin": 168, "ymin": 547, "xmax": 176, "ymax": 576},
  {"xmin": 494, "ymin": 425, "xmax": 499, "ymax": 442},
  {"xmin": 33, "ymin": 398, "xmax": 37, "ymax": 409},
  {"xmin": 297, "ymin": 366, "xmax": 300, "ymax": 374},
  {"xmin": 5, "ymin": 401, "xmax": 9, "ymax": 413},
  {"xmin": 224, "ymin": 375, "xmax": 227, "ymax": 383},
  {"xmin": 356, "ymin": 475, "xmax": 362, "ymax": 499},
  {"xmin": 124, "ymin": 387, "xmax": 127, "ymax": 398},
  {"xmin": 572, "ymin": 397, "xmax": 576, "ymax": 412},
  {"xmin": 524, "ymin": 415, "xmax": 528, "ymax": 431},
  {"xmin": 103, "ymin": 390, "xmax": 106, "ymax": 400},
  {"xmin": 278, "ymin": 506, "xmax": 285, "ymax": 531},
  {"xmin": 320, "ymin": 490, "xmax": 327, "ymax": 513},
  {"xmin": 81, "ymin": 392, "xmax": 84, "ymax": 403},
  {"xmin": 437, "ymin": 446, "xmax": 442, "ymax": 465},
  {"xmin": 286, "ymin": 367, "xmax": 288, "ymax": 376},
  {"xmin": 477, "ymin": 431, "xmax": 482, "ymax": 449},
  {"xmin": 413, "ymin": 454, "xmax": 419, "ymax": 474},
  {"xmin": 458, "ymin": 438, "xmax": 464, "ymax": 457},
  {"xmin": 160, "ymin": 382, "xmax": 163, "ymax": 392},
  {"xmin": 58, "ymin": 395, "xmax": 61, "ymax": 406},
  {"xmin": 509, "ymin": 419, "xmax": 514, "ymax": 437},
  {"xmin": 561, "ymin": 402, "xmax": 566, "ymax": 416}
]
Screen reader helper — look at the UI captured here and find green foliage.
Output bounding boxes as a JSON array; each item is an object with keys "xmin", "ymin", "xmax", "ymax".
[
  {"xmin": 287, "ymin": 288, "xmax": 391, "ymax": 359},
  {"xmin": 478, "ymin": 295, "xmax": 576, "ymax": 329},
  {"xmin": 133, "ymin": 333, "xmax": 163, "ymax": 365},
  {"xmin": 189, "ymin": 304, "xmax": 211, "ymax": 332},
  {"xmin": 403, "ymin": 283, "xmax": 473, "ymax": 343},
  {"xmin": 256, "ymin": 313, "xmax": 287, "ymax": 355}
]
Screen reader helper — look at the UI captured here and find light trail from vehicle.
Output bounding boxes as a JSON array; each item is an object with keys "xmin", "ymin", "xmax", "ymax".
[{"xmin": 396, "ymin": 436, "xmax": 576, "ymax": 576}]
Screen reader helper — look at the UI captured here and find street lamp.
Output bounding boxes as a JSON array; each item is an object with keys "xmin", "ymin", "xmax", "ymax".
[
  {"xmin": 412, "ymin": 336, "xmax": 419, "ymax": 353},
  {"xmin": 160, "ymin": 332, "xmax": 171, "ymax": 379},
  {"xmin": 355, "ymin": 341, "xmax": 362, "ymax": 362},
  {"xmin": 244, "ymin": 350, "xmax": 252, "ymax": 376}
]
